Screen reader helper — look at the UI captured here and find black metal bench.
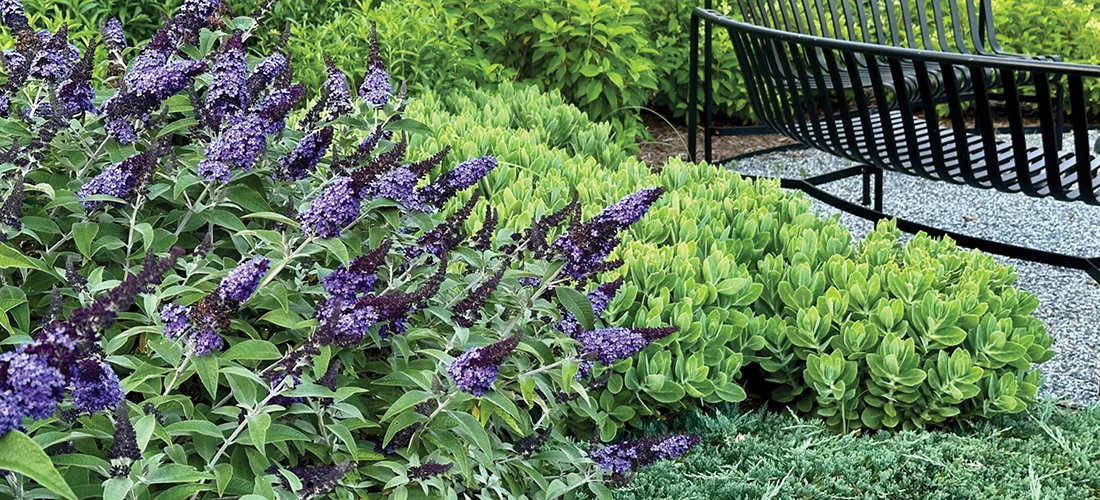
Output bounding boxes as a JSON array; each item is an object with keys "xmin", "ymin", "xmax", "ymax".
[
  {"xmin": 687, "ymin": 8, "xmax": 1100, "ymax": 280},
  {"xmin": 702, "ymin": 0, "xmax": 1065, "ymax": 151}
]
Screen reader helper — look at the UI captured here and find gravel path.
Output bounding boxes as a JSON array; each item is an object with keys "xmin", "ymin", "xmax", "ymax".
[{"xmin": 732, "ymin": 136, "xmax": 1100, "ymax": 406}]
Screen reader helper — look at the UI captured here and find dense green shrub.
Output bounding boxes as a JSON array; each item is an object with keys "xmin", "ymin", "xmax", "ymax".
[
  {"xmin": 402, "ymin": 82, "xmax": 1053, "ymax": 436},
  {"xmin": 0, "ymin": 3, "xmax": 705, "ymax": 498},
  {"xmin": 619, "ymin": 401, "xmax": 1100, "ymax": 498}
]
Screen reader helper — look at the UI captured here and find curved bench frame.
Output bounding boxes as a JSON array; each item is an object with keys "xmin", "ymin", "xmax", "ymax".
[{"xmin": 687, "ymin": 8, "xmax": 1100, "ymax": 280}]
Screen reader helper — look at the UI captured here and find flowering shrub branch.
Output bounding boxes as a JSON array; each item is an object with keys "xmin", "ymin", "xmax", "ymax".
[{"xmin": 0, "ymin": 1, "xmax": 699, "ymax": 497}]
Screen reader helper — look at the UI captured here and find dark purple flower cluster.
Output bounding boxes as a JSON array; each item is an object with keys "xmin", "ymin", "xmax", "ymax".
[
  {"xmin": 452, "ymin": 260, "xmax": 508, "ymax": 328},
  {"xmin": 417, "ymin": 156, "xmax": 497, "ymax": 208},
  {"xmin": 313, "ymin": 298, "xmax": 378, "ymax": 346},
  {"xmin": 447, "ymin": 332, "xmax": 522, "ymax": 396},
  {"xmin": 346, "ymin": 255, "xmax": 447, "ymax": 339},
  {"xmin": 0, "ymin": 350, "xmax": 66, "ymax": 434},
  {"xmin": 0, "ymin": 175, "xmax": 23, "ymax": 233},
  {"xmin": 29, "ymin": 26, "xmax": 77, "ymax": 83},
  {"xmin": 321, "ymin": 240, "xmax": 389, "ymax": 300},
  {"xmin": 199, "ymin": 85, "xmax": 305, "ymax": 182},
  {"xmin": 0, "ymin": 248, "xmax": 183, "ymax": 436},
  {"xmin": 66, "ymin": 246, "xmax": 185, "ymax": 345},
  {"xmin": 553, "ymin": 187, "xmax": 664, "ymax": 282},
  {"xmin": 70, "ymin": 358, "xmax": 124, "ymax": 413},
  {"xmin": 322, "ymin": 56, "xmax": 352, "ymax": 120},
  {"xmin": 157, "ymin": 257, "xmax": 264, "ymax": 356},
  {"xmin": 513, "ymin": 428, "xmax": 551, "ymax": 455},
  {"xmin": 561, "ymin": 277, "xmax": 623, "ymax": 338},
  {"xmin": 0, "ymin": 0, "xmax": 29, "ymax": 32},
  {"xmin": 576, "ymin": 326, "xmax": 677, "ymax": 364},
  {"xmin": 298, "ymin": 177, "xmax": 362, "ymax": 238},
  {"xmin": 104, "ymin": 56, "xmax": 207, "ymax": 144},
  {"xmin": 77, "ymin": 147, "xmax": 160, "ymax": 209},
  {"xmin": 346, "ymin": 132, "xmax": 407, "ymax": 194},
  {"xmin": 102, "ymin": 18, "xmax": 125, "ymax": 52},
  {"xmin": 205, "ymin": 30, "xmax": 249, "ymax": 126},
  {"xmin": 245, "ymin": 52, "xmax": 287, "ymax": 100},
  {"xmin": 159, "ymin": 302, "xmax": 191, "ymax": 340},
  {"xmin": 408, "ymin": 461, "xmax": 452, "ymax": 481},
  {"xmin": 473, "ymin": 205, "xmax": 497, "ymax": 251},
  {"xmin": 358, "ymin": 23, "xmax": 390, "ymax": 106},
  {"xmin": 282, "ymin": 460, "xmax": 355, "ymax": 498},
  {"xmin": 275, "ymin": 126, "xmax": 333, "ymax": 181},
  {"xmin": 591, "ymin": 434, "xmax": 700, "ymax": 478},
  {"xmin": 415, "ymin": 192, "xmax": 479, "ymax": 257},
  {"xmin": 367, "ymin": 166, "xmax": 425, "ymax": 211},
  {"xmin": 56, "ymin": 39, "xmax": 96, "ymax": 116},
  {"xmin": 107, "ymin": 405, "xmax": 140, "ymax": 477},
  {"xmin": 172, "ymin": 0, "xmax": 222, "ymax": 37},
  {"xmin": 217, "ymin": 257, "xmax": 269, "ymax": 302}
]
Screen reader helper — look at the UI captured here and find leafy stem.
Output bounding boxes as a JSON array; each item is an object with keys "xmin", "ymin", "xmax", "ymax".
[{"xmin": 162, "ymin": 350, "xmax": 193, "ymax": 398}]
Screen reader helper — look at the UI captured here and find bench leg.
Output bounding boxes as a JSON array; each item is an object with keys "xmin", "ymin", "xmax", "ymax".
[{"xmin": 860, "ymin": 166, "xmax": 884, "ymax": 212}]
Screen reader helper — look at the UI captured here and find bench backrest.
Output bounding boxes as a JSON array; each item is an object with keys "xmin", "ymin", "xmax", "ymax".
[
  {"xmin": 696, "ymin": 8, "xmax": 1100, "ymax": 204},
  {"xmin": 735, "ymin": 0, "xmax": 1000, "ymax": 55}
]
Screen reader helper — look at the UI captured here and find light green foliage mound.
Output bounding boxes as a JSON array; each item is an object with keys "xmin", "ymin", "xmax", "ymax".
[
  {"xmin": 402, "ymin": 82, "xmax": 1054, "ymax": 435},
  {"xmin": 618, "ymin": 402, "xmax": 1100, "ymax": 499}
]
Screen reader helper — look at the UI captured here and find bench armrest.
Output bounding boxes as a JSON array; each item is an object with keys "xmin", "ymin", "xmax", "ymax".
[{"xmin": 987, "ymin": 50, "xmax": 1063, "ymax": 63}]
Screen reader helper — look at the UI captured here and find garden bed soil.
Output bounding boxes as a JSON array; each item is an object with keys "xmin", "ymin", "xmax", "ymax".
[{"xmin": 636, "ymin": 114, "xmax": 795, "ymax": 169}]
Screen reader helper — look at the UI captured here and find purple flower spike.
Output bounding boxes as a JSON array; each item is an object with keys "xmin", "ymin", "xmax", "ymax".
[
  {"xmin": 246, "ymin": 52, "xmax": 287, "ymax": 98},
  {"xmin": 283, "ymin": 460, "xmax": 356, "ymax": 498},
  {"xmin": 418, "ymin": 156, "xmax": 497, "ymax": 208},
  {"xmin": 206, "ymin": 30, "xmax": 249, "ymax": 125},
  {"xmin": 368, "ymin": 166, "xmax": 425, "ymax": 211},
  {"xmin": 0, "ymin": 350, "xmax": 66, "ymax": 433},
  {"xmin": 322, "ymin": 240, "xmax": 390, "ymax": 299},
  {"xmin": 577, "ymin": 326, "xmax": 677, "ymax": 364},
  {"xmin": 275, "ymin": 126, "xmax": 333, "ymax": 181},
  {"xmin": 70, "ymin": 359, "xmax": 124, "ymax": 413},
  {"xmin": 103, "ymin": 18, "xmax": 126, "ymax": 52},
  {"xmin": 592, "ymin": 434, "xmax": 700, "ymax": 478},
  {"xmin": 408, "ymin": 462, "xmax": 452, "ymax": 481},
  {"xmin": 78, "ymin": 148, "xmax": 160, "ymax": 209},
  {"xmin": 0, "ymin": 0, "xmax": 29, "ymax": 32},
  {"xmin": 188, "ymin": 327, "xmax": 222, "ymax": 356},
  {"xmin": 218, "ymin": 257, "xmax": 270, "ymax": 303},
  {"xmin": 323, "ymin": 56, "xmax": 352, "ymax": 120},
  {"xmin": 30, "ymin": 26, "xmax": 77, "ymax": 83},
  {"xmin": 105, "ymin": 118, "xmax": 137, "ymax": 144},
  {"xmin": 553, "ymin": 187, "xmax": 664, "ymax": 282},
  {"xmin": 160, "ymin": 303, "xmax": 192, "ymax": 340},
  {"xmin": 255, "ymin": 84, "xmax": 305, "ymax": 125},
  {"xmin": 77, "ymin": 165, "xmax": 133, "ymax": 208},
  {"xmin": 299, "ymin": 177, "xmax": 363, "ymax": 238},
  {"xmin": 173, "ymin": 0, "xmax": 222, "ymax": 35},
  {"xmin": 358, "ymin": 23, "xmax": 391, "ymax": 106},
  {"xmin": 447, "ymin": 332, "xmax": 522, "ymax": 396}
]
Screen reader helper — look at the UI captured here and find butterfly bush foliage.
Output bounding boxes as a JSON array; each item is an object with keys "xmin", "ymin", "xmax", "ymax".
[{"xmin": 0, "ymin": 1, "xmax": 696, "ymax": 498}]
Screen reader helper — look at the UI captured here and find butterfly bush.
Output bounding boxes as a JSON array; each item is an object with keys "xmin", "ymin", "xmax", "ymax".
[{"xmin": 0, "ymin": 3, "xmax": 696, "ymax": 498}]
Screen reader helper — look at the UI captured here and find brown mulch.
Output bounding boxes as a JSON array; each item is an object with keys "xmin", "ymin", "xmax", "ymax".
[{"xmin": 636, "ymin": 113, "xmax": 794, "ymax": 169}]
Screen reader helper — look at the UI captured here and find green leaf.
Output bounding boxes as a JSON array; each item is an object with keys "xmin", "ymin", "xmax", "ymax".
[
  {"xmin": 213, "ymin": 463, "xmax": 233, "ymax": 496},
  {"xmin": 381, "ymin": 390, "xmax": 433, "ymax": 421},
  {"xmin": 0, "ymin": 431, "xmax": 77, "ymax": 500},
  {"xmin": 224, "ymin": 340, "xmax": 282, "ymax": 361},
  {"xmin": 247, "ymin": 412, "xmax": 271, "ymax": 455},
  {"xmin": 327, "ymin": 422, "xmax": 358, "ymax": 459},
  {"xmin": 0, "ymin": 244, "xmax": 46, "ymax": 271},
  {"xmin": 72, "ymin": 222, "xmax": 98, "ymax": 259},
  {"xmin": 192, "ymin": 354, "xmax": 220, "ymax": 399},
  {"xmin": 450, "ymin": 411, "xmax": 494, "ymax": 460},
  {"xmin": 240, "ymin": 211, "xmax": 299, "ymax": 229},
  {"xmin": 145, "ymin": 464, "xmax": 213, "ymax": 484},
  {"xmin": 102, "ymin": 477, "xmax": 133, "ymax": 500},
  {"xmin": 556, "ymin": 287, "xmax": 594, "ymax": 331},
  {"xmin": 384, "ymin": 118, "xmax": 433, "ymax": 136}
]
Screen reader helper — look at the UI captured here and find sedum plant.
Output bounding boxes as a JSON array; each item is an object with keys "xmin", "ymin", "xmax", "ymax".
[
  {"xmin": 400, "ymin": 83, "xmax": 1054, "ymax": 435},
  {"xmin": 0, "ymin": 1, "xmax": 700, "ymax": 498}
]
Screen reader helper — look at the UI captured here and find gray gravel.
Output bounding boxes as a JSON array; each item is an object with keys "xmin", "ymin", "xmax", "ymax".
[{"xmin": 731, "ymin": 134, "xmax": 1100, "ymax": 406}]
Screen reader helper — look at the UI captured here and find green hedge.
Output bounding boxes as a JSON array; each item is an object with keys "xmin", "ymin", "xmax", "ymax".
[
  {"xmin": 618, "ymin": 401, "xmax": 1100, "ymax": 498},
  {"xmin": 398, "ymin": 82, "xmax": 1052, "ymax": 436}
]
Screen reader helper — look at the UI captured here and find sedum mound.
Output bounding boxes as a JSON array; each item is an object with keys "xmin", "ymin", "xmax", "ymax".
[{"xmin": 404, "ymin": 82, "xmax": 1054, "ymax": 435}]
